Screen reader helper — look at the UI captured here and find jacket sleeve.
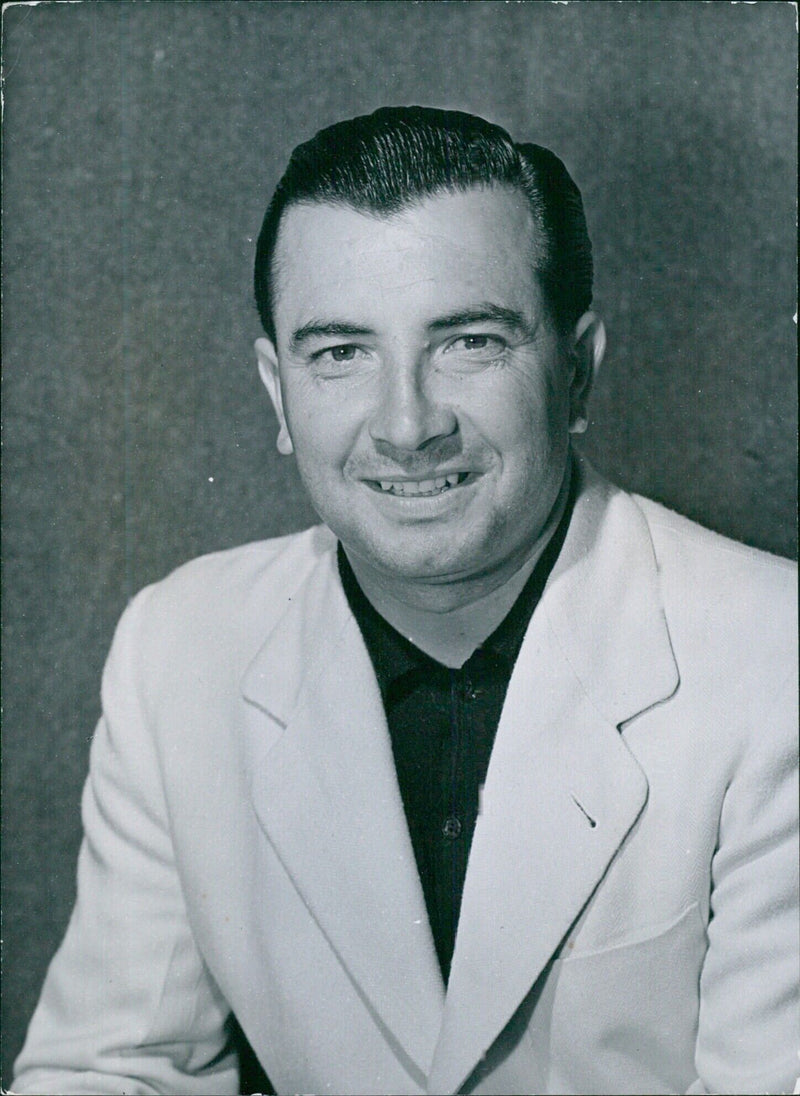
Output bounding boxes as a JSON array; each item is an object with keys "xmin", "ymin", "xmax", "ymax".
[
  {"xmin": 690, "ymin": 670, "xmax": 800, "ymax": 1096},
  {"xmin": 12, "ymin": 588, "xmax": 240, "ymax": 1096}
]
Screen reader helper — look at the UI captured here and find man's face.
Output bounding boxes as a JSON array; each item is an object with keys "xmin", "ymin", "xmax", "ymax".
[{"xmin": 258, "ymin": 186, "xmax": 596, "ymax": 590}]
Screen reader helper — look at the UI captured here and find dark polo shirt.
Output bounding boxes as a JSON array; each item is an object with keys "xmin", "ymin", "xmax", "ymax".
[{"xmin": 337, "ymin": 477, "xmax": 574, "ymax": 983}]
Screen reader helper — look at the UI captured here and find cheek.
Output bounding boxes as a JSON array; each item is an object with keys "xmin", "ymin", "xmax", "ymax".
[
  {"xmin": 282, "ymin": 386, "xmax": 363, "ymax": 471},
  {"xmin": 465, "ymin": 367, "xmax": 568, "ymax": 454},
  {"xmin": 514, "ymin": 363, "xmax": 572, "ymax": 444}
]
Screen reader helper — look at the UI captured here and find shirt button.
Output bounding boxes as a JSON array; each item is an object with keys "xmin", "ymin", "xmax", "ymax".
[
  {"xmin": 442, "ymin": 816, "xmax": 462, "ymax": 840},
  {"xmin": 463, "ymin": 679, "xmax": 481, "ymax": 701}
]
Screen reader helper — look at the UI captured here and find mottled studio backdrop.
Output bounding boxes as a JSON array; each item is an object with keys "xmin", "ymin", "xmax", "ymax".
[{"xmin": 2, "ymin": 0, "xmax": 796, "ymax": 1081}]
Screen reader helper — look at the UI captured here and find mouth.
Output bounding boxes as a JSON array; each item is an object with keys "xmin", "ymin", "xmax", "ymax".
[{"xmin": 365, "ymin": 471, "xmax": 472, "ymax": 498}]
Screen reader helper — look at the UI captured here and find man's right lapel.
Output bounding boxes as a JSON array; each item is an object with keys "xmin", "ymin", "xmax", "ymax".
[
  {"xmin": 427, "ymin": 462, "xmax": 681, "ymax": 1093},
  {"xmin": 240, "ymin": 549, "xmax": 444, "ymax": 1085}
]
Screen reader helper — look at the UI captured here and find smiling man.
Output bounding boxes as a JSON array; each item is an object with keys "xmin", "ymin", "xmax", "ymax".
[
  {"xmin": 14, "ymin": 108, "xmax": 798, "ymax": 1096},
  {"xmin": 256, "ymin": 185, "xmax": 596, "ymax": 666}
]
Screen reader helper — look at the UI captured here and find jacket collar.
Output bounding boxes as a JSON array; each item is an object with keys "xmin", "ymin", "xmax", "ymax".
[
  {"xmin": 541, "ymin": 459, "xmax": 679, "ymax": 727},
  {"xmin": 241, "ymin": 462, "xmax": 679, "ymax": 1091}
]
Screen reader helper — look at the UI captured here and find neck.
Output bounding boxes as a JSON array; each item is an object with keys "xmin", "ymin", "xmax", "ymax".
[{"xmin": 344, "ymin": 469, "xmax": 571, "ymax": 668}]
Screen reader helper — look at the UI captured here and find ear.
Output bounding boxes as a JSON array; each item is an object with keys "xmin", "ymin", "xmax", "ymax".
[
  {"xmin": 255, "ymin": 337, "xmax": 294, "ymax": 455},
  {"xmin": 568, "ymin": 312, "xmax": 606, "ymax": 435}
]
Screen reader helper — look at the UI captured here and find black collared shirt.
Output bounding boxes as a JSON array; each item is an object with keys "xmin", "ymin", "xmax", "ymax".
[{"xmin": 337, "ymin": 482, "xmax": 574, "ymax": 984}]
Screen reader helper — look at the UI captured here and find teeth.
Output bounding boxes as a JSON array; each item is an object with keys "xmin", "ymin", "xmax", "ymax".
[{"xmin": 375, "ymin": 473, "xmax": 466, "ymax": 497}]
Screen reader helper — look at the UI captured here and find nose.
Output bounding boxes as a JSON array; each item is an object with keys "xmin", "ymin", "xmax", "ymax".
[{"xmin": 368, "ymin": 355, "xmax": 458, "ymax": 453}]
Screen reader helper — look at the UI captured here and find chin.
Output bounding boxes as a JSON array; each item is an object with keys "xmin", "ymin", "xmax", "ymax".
[{"xmin": 352, "ymin": 531, "xmax": 491, "ymax": 585}]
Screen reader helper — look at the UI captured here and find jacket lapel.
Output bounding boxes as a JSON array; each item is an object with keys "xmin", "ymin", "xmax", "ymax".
[
  {"xmin": 240, "ymin": 548, "xmax": 444, "ymax": 1084},
  {"xmin": 428, "ymin": 464, "xmax": 680, "ymax": 1094}
]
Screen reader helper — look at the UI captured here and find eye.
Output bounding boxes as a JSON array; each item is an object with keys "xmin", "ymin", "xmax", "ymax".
[
  {"xmin": 321, "ymin": 344, "xmax": 359, "ymax": 363},
  {"xmin": 440, "ymin": 333, "xmax": 507, "ymax": 368},
  {"xmin": 457, "ymin": 335, "xmax": 493, "ymax": 351},
  {"xmin": 310, "ymin": 344, "xmax": 365, "ymax": 367},
  {"xmin": 307, "ymin": 343, "xmax": 373, "ymax": 378}
]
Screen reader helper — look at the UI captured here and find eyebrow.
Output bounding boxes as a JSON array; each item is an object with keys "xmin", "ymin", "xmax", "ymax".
[
  {"xmin": 288, "ymin": 303, "xmax": 536, "ymax": 355},
  {"xmin": 426, "ymin": 304, "xmax": 535, "ymax": 338},
  {"xmin": 289, "ymin": 321, "xmax": 375, "ymax": 355}
]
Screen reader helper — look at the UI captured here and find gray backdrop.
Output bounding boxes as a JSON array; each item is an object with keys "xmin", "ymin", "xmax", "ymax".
[{"xmin": 2, "ymin": 0, "xmax": 796, "ymax": 1083}]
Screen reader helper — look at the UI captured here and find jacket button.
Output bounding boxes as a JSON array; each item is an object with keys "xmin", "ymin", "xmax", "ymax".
[{"xmin": 442, "ymin": 816, "xmax": 462, "ymax": 840}]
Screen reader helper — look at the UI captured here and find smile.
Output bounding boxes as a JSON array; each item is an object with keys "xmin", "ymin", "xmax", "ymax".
[{"xmin": 366, "ymin": 472, "xmax": 470, "ymax": 497}]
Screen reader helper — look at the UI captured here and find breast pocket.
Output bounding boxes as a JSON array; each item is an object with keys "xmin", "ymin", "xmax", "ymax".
[{"xmin": 543, "ymin": 903, "xmax": 708, "ymax": 1094}]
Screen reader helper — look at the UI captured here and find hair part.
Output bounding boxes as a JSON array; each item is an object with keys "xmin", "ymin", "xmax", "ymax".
[{"xmin": 254, "ymin": 106, "xmax": 593, "ymax": 342}]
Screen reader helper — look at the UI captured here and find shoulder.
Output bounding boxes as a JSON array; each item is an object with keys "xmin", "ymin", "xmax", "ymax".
[
  {"xmin": 140, "ymin": 524, "xmax": 335, "ymax": 612},
  {"xmin": 109, "ymin": 525, "xmax": 337, "ymax": 676},
  {"xmin": 573, "ymin": 461, "xmax": 796, "ymax": 624},
  {"xmin": 630, "ymin": 492, "xmax": 797, "ymax": 698},
  {"xmin": 633, "ymin": 493, "xmax": 796, "ymax": 606}
]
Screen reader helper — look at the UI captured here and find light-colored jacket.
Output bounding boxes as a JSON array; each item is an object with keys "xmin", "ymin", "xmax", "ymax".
[{"xmin": 13, "ymin": 466, "xmax": 799, "ymax": 1095}]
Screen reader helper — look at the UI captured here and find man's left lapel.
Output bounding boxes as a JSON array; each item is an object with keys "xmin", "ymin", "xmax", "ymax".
[
  {"xmin": 240, "ymin": 550, "xmax": 445, "ymax": 1084},
  {"xmin": 428, "ymin": 467, "xmax": 680, "ymax": 1094}
]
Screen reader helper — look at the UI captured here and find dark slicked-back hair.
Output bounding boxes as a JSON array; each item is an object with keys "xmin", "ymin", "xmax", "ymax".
[{"xmin": 254, "ymin": 106, "xmax": 593, "ymax": 341}]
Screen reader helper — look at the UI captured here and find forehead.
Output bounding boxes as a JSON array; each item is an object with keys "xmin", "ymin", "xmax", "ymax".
[{"xmin": 271, "ymin": 187, "xmax": 545, "ymax": 334}]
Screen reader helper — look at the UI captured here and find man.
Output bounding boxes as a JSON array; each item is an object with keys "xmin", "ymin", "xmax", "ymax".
[{"xmin": 13, "ymin": 107, "xmax": 798, "ymax": 1095}]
